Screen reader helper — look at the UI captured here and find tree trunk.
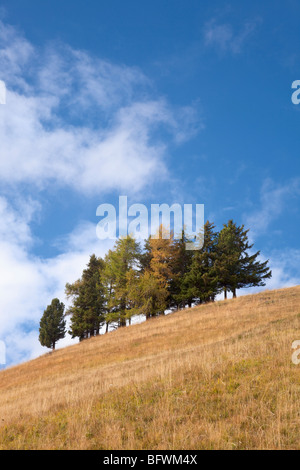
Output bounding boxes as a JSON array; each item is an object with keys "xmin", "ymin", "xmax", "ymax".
[
  {"xmin": 224, "ymin": 288, "xmax": 227, "ymax": 300},
  {"xmin": 232, "ymin": 288, "xmax": 237, "ymax": 298}
]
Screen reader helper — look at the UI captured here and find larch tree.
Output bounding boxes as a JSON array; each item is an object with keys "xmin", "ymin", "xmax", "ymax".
[
  {"xmin": 126, "ymin": 228, "xmax": 172, "ymax": 320},
  {"xmin": 102, "ymin": 236, "xmax": 141, "ymax": 328},
  {"xmin": 127, "ymin": 268, "xmax": 168, "ymax": 320},
  {"xmin": 148, "ymin": 225, "xmax": 174, "ymax": 291}
]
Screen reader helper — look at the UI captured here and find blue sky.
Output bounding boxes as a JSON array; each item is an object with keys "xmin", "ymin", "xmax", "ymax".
[{"xmin": 0, "ymin": 0, "xmax": 300, "ymax": 366}]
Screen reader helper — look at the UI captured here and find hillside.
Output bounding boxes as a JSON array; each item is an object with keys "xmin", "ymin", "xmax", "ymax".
[{"xmin": 1, "ymin": 286, "xmax": 300, "ymax": 450}]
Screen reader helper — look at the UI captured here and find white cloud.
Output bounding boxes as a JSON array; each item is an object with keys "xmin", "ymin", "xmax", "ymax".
[
  {"xmin": 0, "ymin": 88, "xmax": 168, "ymax": 195},
  {"xmin": 0, "ymin": 21, "xmax": 34, "ymax": 89},
  {"xmin": 0, "ymin": 20, "xmax": 200, "ymax": 196}
]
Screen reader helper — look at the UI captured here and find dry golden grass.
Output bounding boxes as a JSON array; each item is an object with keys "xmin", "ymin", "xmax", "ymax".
[{"xmin": 1, "ymin": 286, "xmax": 300, "ymax": 449}]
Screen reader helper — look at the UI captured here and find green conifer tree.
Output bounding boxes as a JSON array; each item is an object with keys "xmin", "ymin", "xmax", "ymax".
[
  {"xmin": 39, "ymin": 298, "xmax": 66, "ymax": 350},
  {"xmin": 66, "ymin": 254, "xmax": 106, "ymax": 340},
  {"xmin": 182, "ymin": 221, "xmax": 219, "ymax": 304},
  {"xmin": 127, "ymin": 269, "xmax": 168, "ymax": 320},
  {"xmin": 216, "ymin": 220, "xmax": 272, "ymax": 298},
  {"xmin": 169, "ymin": 229, "xmax": 194, "ymax": 309},
  {"xmin": 102, "ymin": 237, "xmax": 141, "ymax": 328}
]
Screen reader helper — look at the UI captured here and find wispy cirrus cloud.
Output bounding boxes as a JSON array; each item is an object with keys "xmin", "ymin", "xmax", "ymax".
[
  {"xmin": 236, "ymin": 248, "xmax": 300, "ymax": 299},
  {"xmin": 244, "ymin": 178, "xmax": 300, "ymax": 240},
  {"xmin": 204, "ymin": 18, "xmax": 261, "ymax": 55}
]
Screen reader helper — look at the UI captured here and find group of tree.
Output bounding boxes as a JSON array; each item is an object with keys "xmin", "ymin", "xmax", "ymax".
[{"xmin": 39, "ymin": 220, "xmax": 271, "ymax": 349}]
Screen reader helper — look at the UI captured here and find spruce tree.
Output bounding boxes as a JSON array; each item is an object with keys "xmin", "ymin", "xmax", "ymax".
[
  {"xmin": 39, "ymin": 298, "xmax": 66, "ymax": 350},
  {"xmin": 169, "ymin": 230, "xmax": 194, "ymax": 309},
  {"xmin": 216, "ymin": 220, "xmax": 272, "ymax": 298},
  {"xmin": 139, "ymin": 236, "xmax": 153, "ymax": 273},
  {"xmin": 182, "ymin": 221, "xmax": 219, "ymax": 304},
  {"xmin": 66, "ymin": 254, "xmax": 106, "ymax": 340}
]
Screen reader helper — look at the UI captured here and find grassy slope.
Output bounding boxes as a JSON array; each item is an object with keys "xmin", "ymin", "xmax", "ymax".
[{"xmin": 1, "ymin": 286, "xmax": 300, "ymax": 450}]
